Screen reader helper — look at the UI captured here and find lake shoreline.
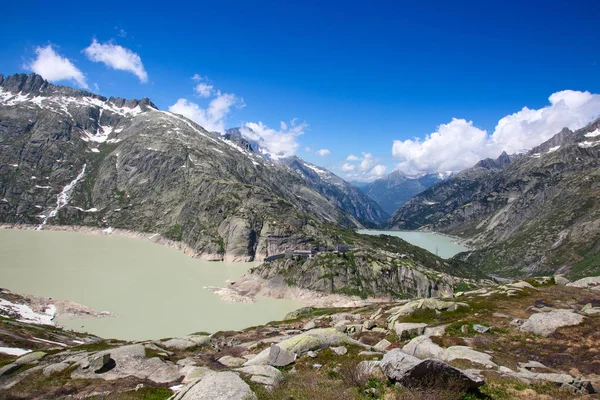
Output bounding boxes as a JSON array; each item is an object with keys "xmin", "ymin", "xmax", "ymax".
[
  {"xmin": 0, "ymin": 228, "xmax": 304, "ymax": 340},
  {"xmin": 0, "ymin": 223, "xmax": 233, "ymax": 262}
]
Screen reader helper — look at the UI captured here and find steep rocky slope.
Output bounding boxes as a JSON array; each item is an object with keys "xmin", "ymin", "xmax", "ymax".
[
  {"xmin": 0, "ymin": 73, "xmax": 368, "ymax": 261},
  {"xmin": 363, "ymin": 170, "xmax": 446, "ymax": 215},
  {"xmin": 243, "ymin": 227, "xmax": 479, "ymax": 300},
  {"xmin": 222, "ymin": 129, "xmax": 388, "ymax": 226},
  {"xmin": 280, "ymin": 156, "xmax": 388, "ymax": 226},
  {"xmin": 390, "ymin": 121, "xmax": 600, "ymax": 279}
]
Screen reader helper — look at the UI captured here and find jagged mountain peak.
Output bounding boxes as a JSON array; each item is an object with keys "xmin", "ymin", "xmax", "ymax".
[
  {"xmin": 0, "ymin": 72, "xmax": 157, "ymax": 112},
  {"xmin": 474, "ymin": 150, "xmax": 514, "ymax": 171}
]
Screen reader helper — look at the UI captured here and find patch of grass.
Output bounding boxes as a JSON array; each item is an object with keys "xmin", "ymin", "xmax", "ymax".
[
  {"xmin": 72, "ymin": 340, "xmax": 120, "ymax": 352},
  {"xmin": 163, "ymin": 224, "xmax": 183, "ymax": 241},
  {"xmin": 479, "ymin": 377, "xmax": 573, "ymax": 400},
  {"xmin": 103, "ymin": 386, "xmax": 173, "ymax": 399},
  {"xmin": 454, "ymin": 282, "xmax": 475, "ymax": 292}
]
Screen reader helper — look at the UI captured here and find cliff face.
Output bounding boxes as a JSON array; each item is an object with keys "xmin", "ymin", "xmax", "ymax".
[
  {"xmin": 248, "ymin": 229, "xmax": 479, "ymax": 299},
  {"xmin": 0, "ymin": 73, "xmax": 364, "ymax": 261},
  {"xmin": 280, "ymin": 156, "xmax": 389, "ymax": 226},
  {"xmin": 390, "ymin": 122, "xmax": 600, "ymax": 279}
]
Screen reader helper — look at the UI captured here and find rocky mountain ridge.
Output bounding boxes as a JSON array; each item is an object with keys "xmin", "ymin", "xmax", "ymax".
[
  {"xmin": 222, "ymin": 128, "xmax": 389, "ymax": 225},
  {"xmin": 390, "ymin": 120, "xmax": 600, "ymax": 279},
  {"xmin": 0, "ymin": 73, "xmax": 376, "ymax": 262}
]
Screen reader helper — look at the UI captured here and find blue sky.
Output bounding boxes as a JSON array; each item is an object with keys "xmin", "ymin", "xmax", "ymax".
[{"xmin": 1, "ymin": 0, "xmax": 600, "ymax": 180}]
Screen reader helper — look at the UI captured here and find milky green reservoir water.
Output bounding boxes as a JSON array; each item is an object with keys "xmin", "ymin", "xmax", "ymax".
[
  {"xmin": 357, "ymin": 230, "xmax": 467, "ymax": 259},
  {"xmin": 0, "ymin": 229, "xmax": 302, "ymax": 341}
]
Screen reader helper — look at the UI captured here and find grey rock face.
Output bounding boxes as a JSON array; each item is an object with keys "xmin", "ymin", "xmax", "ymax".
[
  {"xmin": 473, "ymin": 324, "xmax": 490, "ymax": 333},
  {"xmin": 235, "ymin": 365, "xmax": 284, "ymax": 388},
  {"xmin": 15, "ymin": 351, "xmax": 46, "ymax": 365},
  {"xmin": 217, "ymin": 356, "xmax": 246, "ymax": 368},
  {"xmin": 267, "ymin": 344, "xmax": 296, "ymax": 366},
  {"xmin": 89, "ymin": 353, "xmax": 112, "ymax": 373},
  {"xmin": 519, "ymin": 310, "xmax": 584, "ymax": 337},
  {"xmin": 443, "ymin": 346, "xmax": 496, "ymax": 368},
  {"xmin": 380, "ymin": 349, "xmax": 484, "ymax": 391},
  {"xmin": 244, "ymin": 328, "xmax": 363, "ymax": 366},
  {"xmin": 71, "ymin": 344, "xmax": 181, "ymax": 383},
  {"xmin": 161, "ymin": 339, "xmax": 196, "ymax": 350},
  {"xmin": 179, "ymin": 371, "xmax": 256, "ymax": 400},
  {"xmin": 42, "ymin": 362, "xmax": 71, "ymax": 376},
  {"xmin": 394, "ymin": 322, "xmax": 428, "ymax": 339},
  {"xmin": 402, "ymin": 335, "xmax": 444, "ymax": 360},
  {"xmin": 330, "ymin": 346, "xmax": 348, "ymax": 355}
]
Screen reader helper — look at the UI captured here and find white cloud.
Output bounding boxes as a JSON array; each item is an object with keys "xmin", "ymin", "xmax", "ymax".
[
  {"xmin": 83, "ymin": 39, "xmax": 148, "ymax": 83},
  {"xmin": 240, "ymin": 119, "xmax": 307, "ymax": 158},
  {"xmin": 305, "ymin": 147, "xmax": 313, "ymax": 152},
  {"xmin": 392, "ymin": 90, "xmax": 600, "ymax": 174},
  {"xmin": 25, "ymin": 45, "xmax": 87, "ymax": 88},
  {"xmin": 316, "ymin": 149, "xmax": 330, "ymax": 156},
  {"xmin": 392, "ymin": 118, "xmax": 488, "ymax": 175},
  {"xmin": 339, "ymin": 153, "xmax": 387, "ymax": 181},
  {"xmin": 341, "ymin": 163, "xmax": 355, "ymax": 172},
  {"xmin": 191, "ymin": 74, "xmax": 214, "ymax": 98},
  {"xmin": 169, "ymin": 92, "xmax": 242, "ymax": 133},
  {"xmin": 369, "ymin": 165, "xmax": 388, "ymax": 178}
]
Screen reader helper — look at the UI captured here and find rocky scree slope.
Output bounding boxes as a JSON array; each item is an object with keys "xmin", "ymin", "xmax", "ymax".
[
  {"xmin": 0, "ymin": 73, "xmax": 371, "ymax": 262},
  {"xmin": 223, "ymin": 128, "xmax": 389, "ymax": 226},
  {"xmin": 363, "ymin": 170, "xmax": 447, "ymax": 215},
  {"xmin": 280, "ymin": 155, "xmax": 389, "ymax": 226},
  {"xmin": 2, "ymin": 276, "xmax": 600, "ymax": 399},
  {"xmin": 390, "ymin": 121, "xmax": 600, "ymax": 279}
]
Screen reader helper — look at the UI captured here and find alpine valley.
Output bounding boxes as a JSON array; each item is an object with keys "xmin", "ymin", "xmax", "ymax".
[{"xmin": 2, "ymin": 73, "xmax": 600, "ymax": 400}]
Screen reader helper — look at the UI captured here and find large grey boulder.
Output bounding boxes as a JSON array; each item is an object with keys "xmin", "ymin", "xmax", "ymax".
[
  {"xmin": 244, "ymin": 328, "xmax": 364, "ymax": 366},
  {"xmin": 89, "ymin": 353, "xmax": 112, "ymax": 373},
  {"xmin": 380, "ymin": 349, "xmax": 483, "ymax": 391},
  {"xmin": 387, "ymin": 299, "xmax": 469, "ymax": 329},
  {"xmin": 566, "ymin": 276, "xmax": 600, "ymax": 289},
  {"xmin": 71, "ymin": 344, "xmax": 181, "ymax": 383},
  {"xmin": 179, "ymin": 371, "xmax": 256, "ymax": 400},
  {"xmin": 554, "ymin": 275, "xmax": 570, "ymax": 286},
  {"xmin": 217, "ymin": 356, "xmax": 246, "ymax": 368},
  {"xmin": 161, "ymin": 338, "xmax": 197, "ymax": 350},
  {"xmin": 42, "ymin": 362, "xmax": 70, "ymax": 377},
  {"xmin": 373, "ymin": 339, "xmax": 391, "ymax": 352},
  {"xmin": 394, "ymin": 322, "xmax": 428, "ymax": 339},
  {"xmin": 443, "ymin": 346, "xmax": 496, "ymax": 368},
  {"xmin": 356, "ymin": 360, "xmax": 383, "ymax": 381},
  {"xmin": 15, "ymin": 351, "xmax": 46, "ymax": 365},
  {"xmin": 519, "ymin": 310, "xmax": 584, "ymax": 337},
  {"xmin": 267, "ymin": 344, "xmax": 296, "ymax": 366},
  {"xmin": 235, "ymin": 365, "xmax": 284, "ymax": 388},
  {"xmin": 402, "ymin": 335, "xmax": 444, "ymax": 360}
]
